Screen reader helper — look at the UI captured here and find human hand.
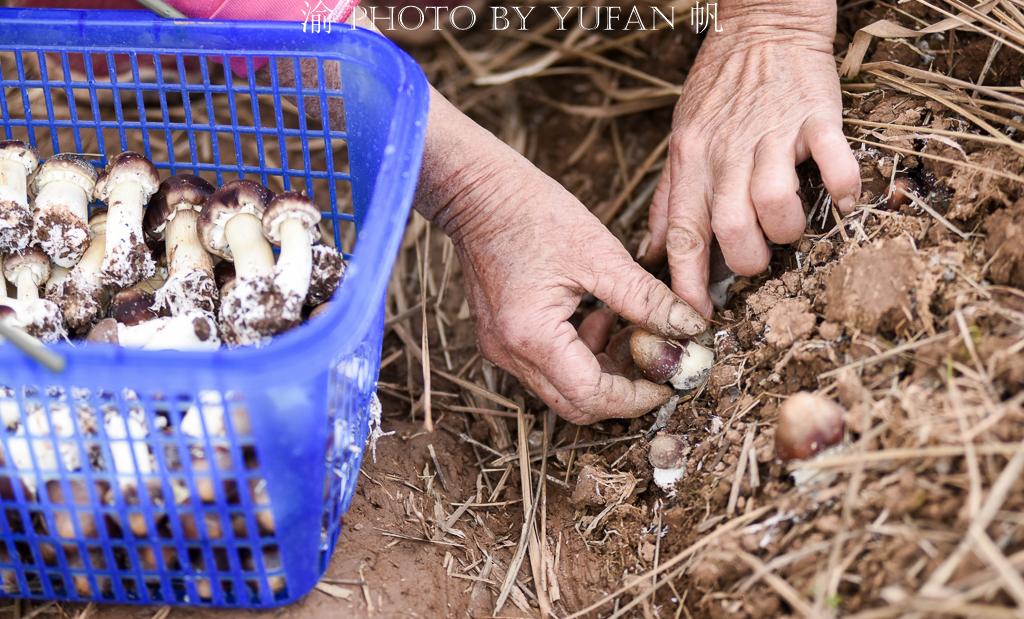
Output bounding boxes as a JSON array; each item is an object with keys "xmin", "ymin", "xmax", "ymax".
[
  {"xmin": 418, "ymin": 95, "xmax": 707, "ymax": 424},
  {"xmin": 642, "ymin": 0, "xmax": 861, "ymax": 317}
]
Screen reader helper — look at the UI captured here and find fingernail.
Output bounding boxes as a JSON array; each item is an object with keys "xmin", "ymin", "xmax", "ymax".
[
  {"xmin": 837, "ymin": 195, "xmax": 856, "ymax": 213},
  {"xmin": 669, "ymin": 302, "xmax": 705, "ymax": 336}
]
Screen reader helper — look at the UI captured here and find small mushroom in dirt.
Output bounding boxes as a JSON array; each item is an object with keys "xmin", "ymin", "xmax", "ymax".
[
  {"xmin": 0, "ymin": 141, "xmax": 39, "ymax": 254},
  {"xmin": 775, "ymin": 392, "xmax": 845, "ymax": 462},
  {"xmin": 93, "ymin": 151, "xmax": 160, "ymax": 287},
  {"xmin": 30, "ymin": 153, "xmax": 98, "ymax": 267},
  {"xmin": 307, "ymin": 242, "xmax": 345, "ymax": 307},
  {"xmin": 48, "ymin": 210, "xmax": 110, "ymax": 333},
  {"xmin": 1, "ymin": 248, "xmax": 67, "ymax": 342},
  {"xmin": 199, "ymin": 180, "xmax": 290, "ymax": 346},
  {"xmin": 144, "ymin": 175, "xmax": 218, "ymax": 317},
  {"xmin": 648, "ymin": 433, "xmax": 688, "ymax": 491},
  {"xmin": 630, "ymin": 329, "xmax": 714, "ymax": 391},
  {"xmin": 261, "ymin": 192, "xmax": 321, "ymax": 319}
]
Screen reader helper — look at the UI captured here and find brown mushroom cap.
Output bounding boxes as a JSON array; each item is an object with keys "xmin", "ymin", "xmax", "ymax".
[
  {"xmin": 630, "ymin": 330, "xmax": 685, "ymax": 384},
  {"xmin": 92, "ymin": 151, "xmax": 160, "ymax": 202},
  {"xmin": 86, "ymin": 318, "xmax": 119, "ymax": 344},
  {"xmin": 3, "ymin": 248, "xmax": 51, "ymax": 288},
  {"xmin": 30, "ymin": 153, "xmax": 98, "ymax": 196},
  {"xmin": 198, "ymin": 180, "xmax": 274, "ymax": 261},
  {"xmin": 261, "ymin": 192, "xmax": 322, "ymax": 245},
  {"xmin": 144, "ymin": 174, "xmax": 215, "ymax": 241},
  {"xmin": 109, "ymin": 288, "xmax": 160, "ymax": 327},
  {"xmin": 775, "ymin": 392, "xmax": 845, "ymax": 462},
  {"xmin": 0, "ymin": 140, "xmax": 39, "ymax": 174},
  {"xmin": 648, "ymin": 433, "xmax": 687, "ymax": 470}
]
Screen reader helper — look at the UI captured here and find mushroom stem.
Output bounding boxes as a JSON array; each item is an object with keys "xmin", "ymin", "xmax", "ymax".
[
  {"xmin": 166, "ymin": 209, "xmax": 212, "ymax": 278},
  {"xmin": 14, "ymin": 269, "xmax": 38, "ymax": 302},
  {"xmin": 225, "ymin": 214, "xmax": 274, "ymax": 279},
  {"xmin": 35, "ymin": 177, "xmax": 89, "ymax": 231},
  {"xmin": 275, "ymin": 218, "xmax": 314, "ymax": 300},
  {"xmin": 0, "ymin": 159, "xmax": 28, "ymax": 210},
  {"xmin": 103, "ymin": 181, "xmax": 149, "ymax": 274}
]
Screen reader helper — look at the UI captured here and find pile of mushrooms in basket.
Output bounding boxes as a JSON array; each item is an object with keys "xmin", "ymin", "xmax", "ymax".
[{"xmin": 0, "ymin": 142, "xmax": 346, "ymax": 349}]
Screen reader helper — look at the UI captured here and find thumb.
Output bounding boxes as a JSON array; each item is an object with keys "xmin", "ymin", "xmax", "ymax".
[{"xmin": 587, "ymin": 243, "xmax": 707, "ymax": 339}]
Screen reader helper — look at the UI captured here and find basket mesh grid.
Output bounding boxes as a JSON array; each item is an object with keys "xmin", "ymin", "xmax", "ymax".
[{"xmin": 0, "ymin": 17, "xmax": 409, "ymax": 606}]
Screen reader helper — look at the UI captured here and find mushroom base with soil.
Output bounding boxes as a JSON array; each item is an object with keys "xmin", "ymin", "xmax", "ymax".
[
  {"xmin": 3, "ymin": 299, "xmax": 67, "ymax": 344},
  {"xmin": 33, "ymin": 209, "xmax": 90, "ymax": 270},
  {"xmin": 100, "ymin": 236, "xmax": 155, "ymax": 289},
  {"xmin": 307, "ymin": 244, "xmax": 345, "ymax": 307},
  {"xmin": 219, "ymin": 276, "xmax": 294, "ymax": 347},
  {"xmin": 48, "ymin": 276, "xmax": 106, "ymax": 335},
  {"xmin": 0, "ymin": 201, "xmax": 32, "ymax": 254},
  {"xmin": 154, "ymin": 270, "xmax": 218, "ymax": 318}
]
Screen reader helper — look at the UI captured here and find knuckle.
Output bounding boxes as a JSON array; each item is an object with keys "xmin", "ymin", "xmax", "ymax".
[
  {"xmin": 670, "ymin": 127, "xmax": 704, "ymax": 164},
  {"xmin": 751, "ymin": 180, "xmax": 797, "ymax": 213},
  {"xmin": 711, "ymin": 212, "xmax": 750, "ymax": 244},
  {"xmin": 666, "ymin": 223, "xmax": 707, "ymax": 257}
]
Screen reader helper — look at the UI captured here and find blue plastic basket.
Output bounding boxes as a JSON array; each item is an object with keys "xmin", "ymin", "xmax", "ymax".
[{"xmin": 0, "ymin": 7, "xmax": 427, "ymax": 608}]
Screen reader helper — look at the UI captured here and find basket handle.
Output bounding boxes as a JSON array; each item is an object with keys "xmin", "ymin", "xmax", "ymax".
[{"xmin": 0, "ymin": 321, "xmax": 66, "ymax": 373}]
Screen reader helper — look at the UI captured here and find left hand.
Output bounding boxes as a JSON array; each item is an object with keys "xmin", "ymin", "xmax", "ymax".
[{"xmin": 642, "ymin": 0, "xmax": 861, "ymax": 317}]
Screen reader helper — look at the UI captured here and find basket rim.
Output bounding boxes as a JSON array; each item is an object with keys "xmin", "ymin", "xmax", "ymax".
[{"xmin": 0, "ymin": 8, "xmax": 429, "ymax": 377}]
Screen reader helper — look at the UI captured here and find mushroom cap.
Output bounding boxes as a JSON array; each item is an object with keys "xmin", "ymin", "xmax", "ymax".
[
  {"xmin": 198, "ymin": 180, "xmax": 274, "ymax": 260},
  {"xmin": 144, "ymin": 174, "xmax": 215, "ymax": 241},
  {"xmin": 109, "ymin": 288, "xmax": 160, "ymax": 327},
  {"xmin": 31, "ymin": 153, "xmax": 98, "ymax": 196},
  {"xmin": 775, "ymin": 392, "xmax": 845, "ymax": 462},
  {"xmin": 0, "ymin": 140, "xmax": 39, "ymax": 174},
  {"xmin": 93, "ymin": 151, "xmax": 160, "ymax": 202},
  {"xmin": 3, "ymin": 248, "xmax": 51, "ymax": 287},
  {"xmin": 261, "ymin": 192, "xmax": 322, "ymax": 245},
  {"xmin": 630, "ymin": 329, "xmax": 685, "ymax": 384},
  {"xmin": 648, "ymin": 433, "xmax": 687, "ymax": 470},
  {"xmin": 86, "ymin": 318, "xmax": 119, "ymax": 344}
]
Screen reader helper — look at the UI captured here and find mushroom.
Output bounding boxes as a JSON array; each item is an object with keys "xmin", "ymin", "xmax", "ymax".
[
  {"xmin": 775, "ymin": 392, "xmax": 845, "ymax": 462},
  {"xmin": 30, "ymin": 153, "xmax": 97, "ymax": 267},
  {"xmin": 1, "ymin": 248, "xmax": 67, "ymax": 343},
  {"xmin": 93, "ymin": 151, "xmax": 160, "ymax": 288},
  {"xmin": 648, "ymin": 433, "xmax": 688, "ymax": 491},
  {"xmin": 307, "ymin": 242, "xmax": 345, "ymax": 307},
  {"xmin": 86, "ymin": 313, "xmax": 219, "ymax": 351},
  {"xmin": 630, "ymin": 329, "xmax": 714, "ymax": 391},
  {"xmin": 261, "ymin": 192, "xmax": 321, "ymax": 318},
  {"xmin": 144, "ymin": 175, "xmax": 218, "ymax": 317},
  {"xmin": 0, "ymin": 141, "xmax": 39, "ymax": 254},
  {"xmin": 48, "ymin": 210, "xmax": 110, "ymax": 333},
  {"xmin": 199, "ymin": 180, "xmax": 290, "ymax": 346},
  {"xmin": 109, "ymin": 286, "xmax": 162, "ymax": 327}
]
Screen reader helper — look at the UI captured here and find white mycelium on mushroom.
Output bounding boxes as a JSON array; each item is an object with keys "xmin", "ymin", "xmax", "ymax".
[
  {"xmin": 0, "ymin": 141, "xmax": 38, "ymax": 254},
  {"xmin": 93, "ymin": 151, "xmax": 159, "ymax": 288},
  {"xmin": 2, "ymin": 248, "xmax": 67, "ymax": 342},
  {"xmin": 31, "ymin": 153, "xmax": 97, "ymax": 268}
]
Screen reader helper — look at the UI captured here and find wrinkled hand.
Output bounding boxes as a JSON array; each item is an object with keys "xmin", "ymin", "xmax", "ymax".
[
  {"xmin": 643, "ymin": 1, "xmax": 861, "ymax": 317},
  {"xmin": 418, "ymin": 95, "xmax": 707, "ymax": 423}
]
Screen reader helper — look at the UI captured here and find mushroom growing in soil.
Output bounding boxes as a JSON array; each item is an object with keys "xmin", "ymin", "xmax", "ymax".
[
  {"xmin": 93, "ymin": 151, "xmax": 160, "ymax": 288},
  {"xmin": 648, "ymin": 433, "xmax": 688, "ymax": 491},
  {"xmin": 630, "ymin": 329, "xmax": 714, "ymax": 391},
  {"xmin": 0, "ymin": 141, "xmax": 39, "ymax": 254},
  {"xmin": 261, "ymin": 192, "xmax": 321, "ymax": 320},
  {"xmin": 775, "ymin": 392, "xmax": 845, "ymax": 462},
  {"xmin": 48, "ymin": 210, "xmax": 110, "ymax": 334},
  {"xmin": 30, "ymin": 153, "xmax": 98, "ymax": 268},
  {"xmin": 199, "ymin": 180, "xmax": 290, "ymax": 346},
  {"xmin": 307, "ymin": 242, "xmax": 345, "ymax": 308},
  {"xmin": 1, "ymin": 248, "xmax": 67, "ymax": 342},
  {"xmin": 144, "ymin": 175, "xmax": 218, "ymax": 317}
]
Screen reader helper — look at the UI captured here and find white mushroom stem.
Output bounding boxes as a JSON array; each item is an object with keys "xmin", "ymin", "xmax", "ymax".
[
  {"xmin": 14, "ymin": 269, "xmax": 38, "ymax": 302},
  {"xmin": 75, "ymin": 226, "xmax": 106, "ymax": 277},
  {"xmin": 166, "ymin": 209, "xmax": 212, "ymax": 277},
  {"xmin": 275, "ymin": 218, "xmax": 314, "ymax": 299},
  {"xmin": 0, "ymin": 159, "xmax": 28, "ymax": 209},
  {"xmin": 117, "ymin": 314, "xmax": 219, "ymax": 351},
  {"xmin": 105, "ymin": 181, "xmax": 148, "ymax": 262},
  {"xmin": 225, "ymin": 214, "xmax": 274, "ymax": 279},
  {"xmin": 35, "ymin": 177, "xmax": 89, "ymax": 225}
]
